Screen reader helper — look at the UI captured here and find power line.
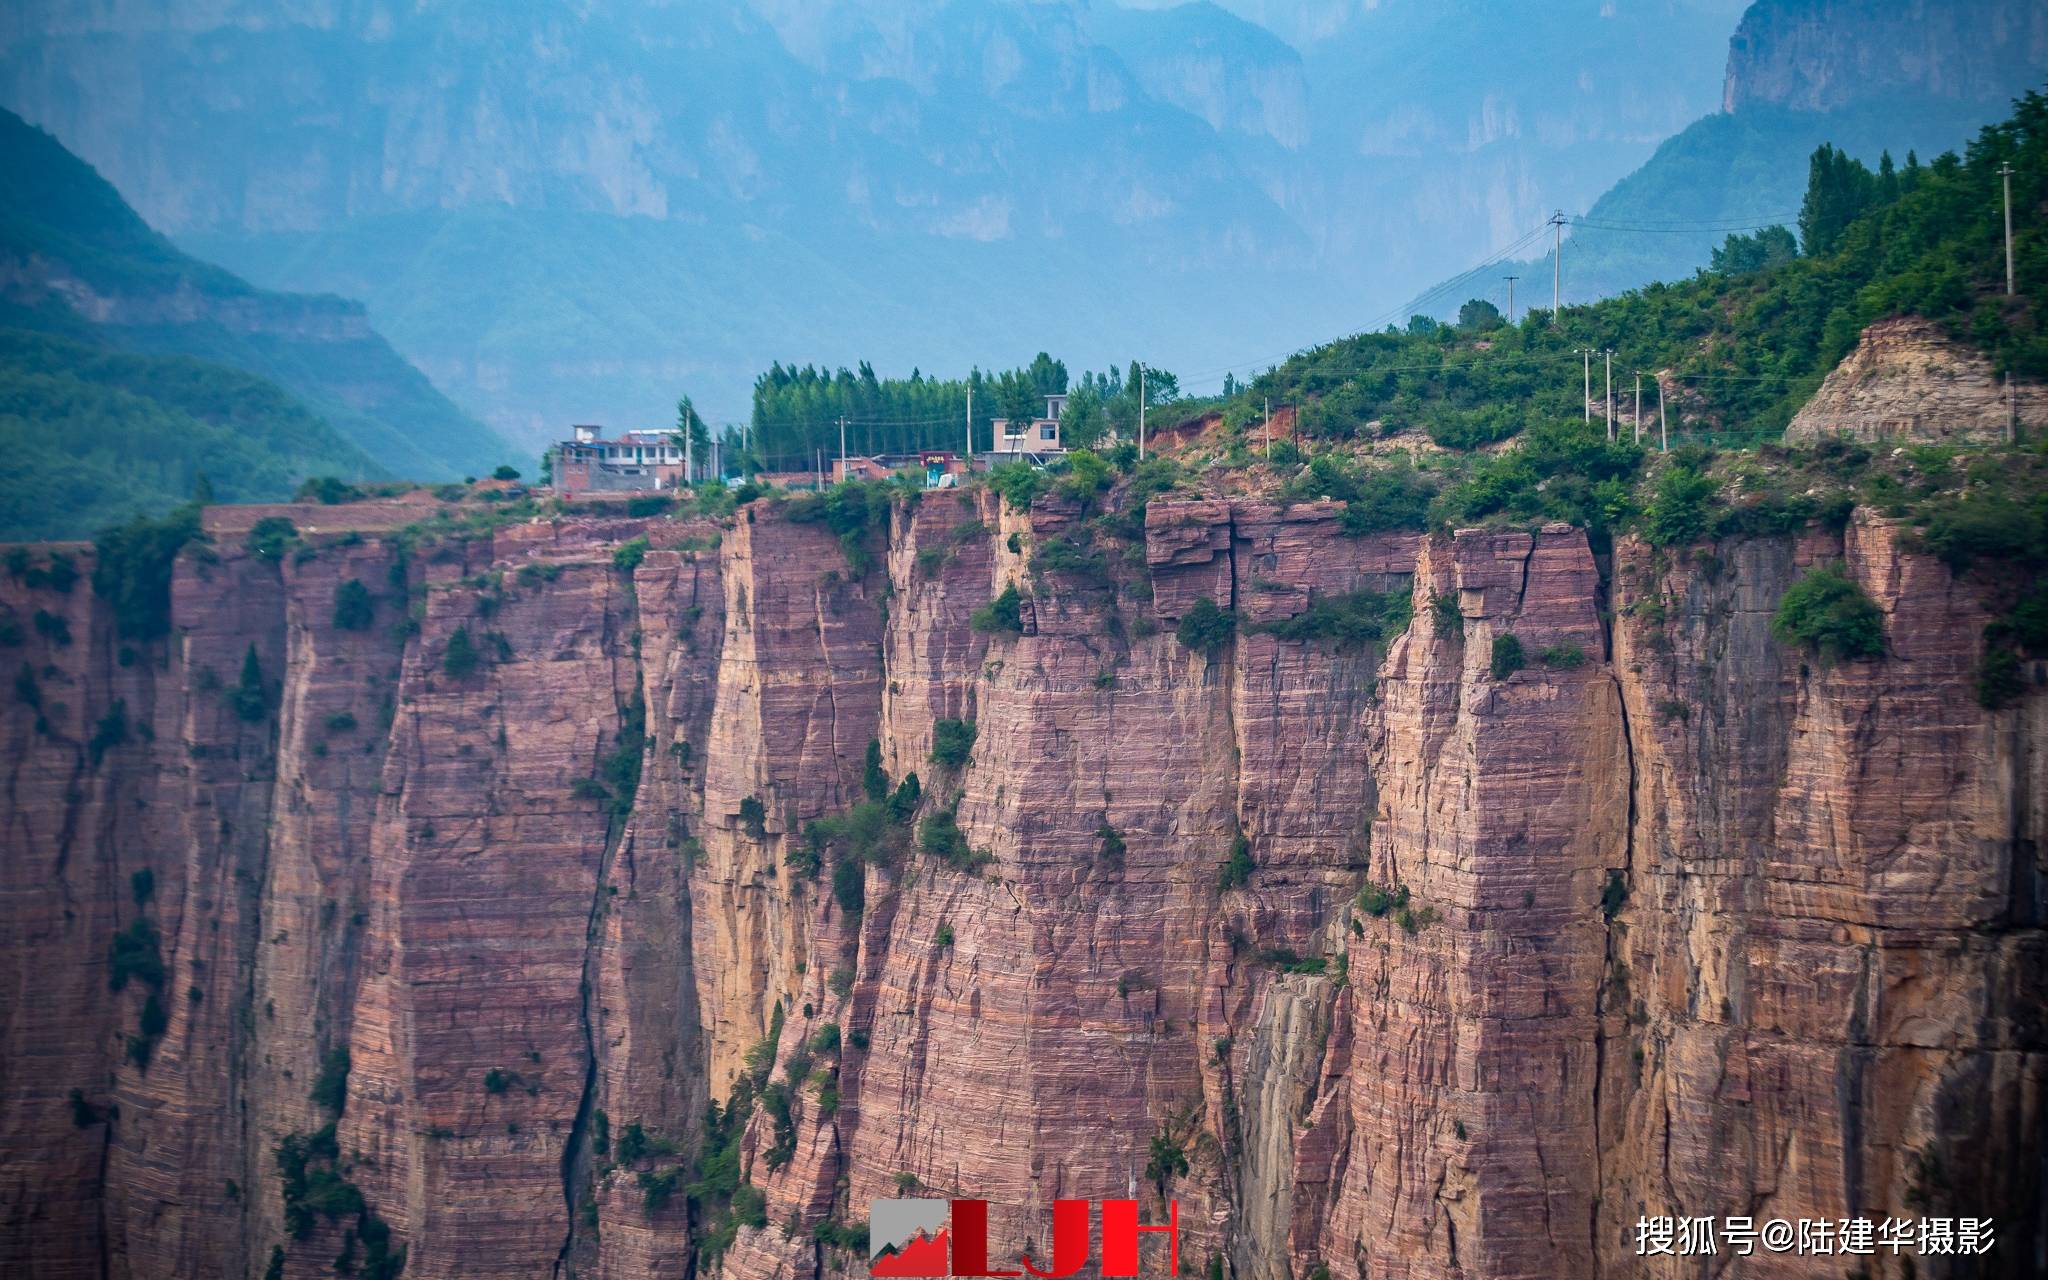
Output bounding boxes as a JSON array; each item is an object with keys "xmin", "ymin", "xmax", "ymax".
[
  {"xmin": 1566, "ymin": 211, "xmax": 1799, "ymax": 230},
  {"xmin": 1568, "ymin": 217, "xmax": 1796, "ymax": 235}
]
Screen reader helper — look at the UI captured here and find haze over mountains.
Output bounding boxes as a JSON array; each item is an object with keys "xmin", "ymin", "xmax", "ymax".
[
  {"xmin": 0, "ymin": 0, "xmax": 1749, "ymax": 446},
  {"xmin": 0, "ymin": 107, "xmax": 509, "ymax": 539},
  {"xmin": 1, "ymin": 0, "xmax": 2040, "ymax": 453},
  {"xmin": 1426, "ymin": 0, "xmax": 2048, "ymax": 311}
]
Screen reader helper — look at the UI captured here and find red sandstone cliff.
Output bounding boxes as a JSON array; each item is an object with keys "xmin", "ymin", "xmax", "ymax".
[{"xmin": 1, "ymin": 483, "xmax": 2040, "ymax": 1279}]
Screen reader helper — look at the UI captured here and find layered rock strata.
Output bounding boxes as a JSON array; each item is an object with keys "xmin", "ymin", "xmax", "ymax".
[{"xmin": 0, "ymin": 487, "xmax": 2040, "ymax": 1279}]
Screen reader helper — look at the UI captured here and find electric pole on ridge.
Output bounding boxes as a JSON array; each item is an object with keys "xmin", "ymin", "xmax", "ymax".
[
  {"xmin": 1504, "ymin": 275, "xmax": 1519, "ymax": 325},
  {"xmin": 1604, "ymin": 349, "xmax": 1615, "ymax": 442},
  {"xmin": 838, "ymin": 415, "xmax": 847, "ymax": 482},
  {"xmin": 1138, "ymin": 364, "xmax": 1147, "ymax": 461},
  {"xmin": 2000, "ymin": 163, "xmax": 2016, "ymax": 296},
  {"xmin": 965, "ymin": 386, "xmax": 973, "ymax": 461},
  {"xmin": 1550, "ymin": 211, "xmax": 1566, "ymax": 322}
]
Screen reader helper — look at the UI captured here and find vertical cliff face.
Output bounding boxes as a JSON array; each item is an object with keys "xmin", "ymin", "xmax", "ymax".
[
  {"xmin": 1, "ymin": 486, "xmax": 2040, "ymax": 1278},
  {"xmin": 1596, "ymin": 514, "xmax": 2046, "ymax": 1275},
  {"xmin": 1722, "ymin": 0, "xmax": 2048, "ymax": 114}
]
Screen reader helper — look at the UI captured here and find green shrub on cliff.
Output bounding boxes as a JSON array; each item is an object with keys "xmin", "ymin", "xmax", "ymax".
[
  {"xmin": 244, "ymin": 516, "xmax": 299, "ymax": 562},
  {"xmin": 1218, "ymin": 832, "xmax": 1255, "ymax": 890},
  {"xmin": 1772, "ymin": 564, "xmax": 1884, "ymax": 662},
  {"xmin": 1357, "ymin": 881, "xmax": 1409, "ymax": 918},
  {"xmin": 92, "ymin": 505, "xmax": 203, "ymax": 640},
  {"xmin": 1176, "ymin": 597, "xmax": 1235, "ymax": 657},
  {"xmin": 310, "ymin": 1047, "xmax": 350, "ymax": 1116},
  {"xmin": 862, "ymin": 739, "xmax": 888, "ymax": 802},
  {"xmin": 442, "ymin": 625, "xmax": 478, "ymax": 679},
  {"xmin": 919, "ymin": 806, "xmax": 989, "ymax": 873},
  {"xmin": 332, "ymin": 579, "xmax": 374, "ymax": 630},
  {"xmin": 1248, "ymin": 588, "xmax": 1412, "ymax": 648},
  {"xmin": 611, "ymin": 536, "xmax": 649, "ymax": 574},
  {"xmin": 737, "ymin": 795, "xmax": 767, "ymax": 837},
  {"xmin": 1642, "ymin": 464, "xmax": 1716, "ymax": 547},
  {"xmin": 1488, "ymin": 632, "xmax": 1524, "ymax": 680},
  {"xmin": 988, "ymin": 460, "xmax": 1045, "ymax": 512},
  {"xmin": 929, "ymin": 717, "xmax": 976, "ymax": 768},
  {"xmin": 970, "ymin": 582, "xmax": 1025, "ymax": 634},
  {"xmin": 108, "ymin": 917, "xmax": 164, "ymax": 991},
  {"xmin": 783, "ymin": 478, "xmax": 899, "ymax": 575}
]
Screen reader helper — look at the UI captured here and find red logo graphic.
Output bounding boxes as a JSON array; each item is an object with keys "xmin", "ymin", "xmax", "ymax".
[{"xmin": 869, "ymin": 1198, "xmax": 1179, "ymax": 1277}]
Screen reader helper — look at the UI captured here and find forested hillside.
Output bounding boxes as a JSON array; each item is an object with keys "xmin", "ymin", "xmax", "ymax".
[
  {"xmin": 0, "ymin": 330, "xmax": 372, "ymax": 540},
  {"xmin": 0, "ymin": 108, "xmax": 506, "ymax": 538},
  {"xmin": 1241, "ymin": 91, "xmax": 2045, "ymax": 451}
]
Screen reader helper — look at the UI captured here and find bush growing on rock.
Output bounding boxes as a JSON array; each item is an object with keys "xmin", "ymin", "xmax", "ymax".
[
  {"xmin": 93, "ymin": 505, "xmax": 203, "ymax": 640},
  {"xmin": 1771, "ymin": 564, "xmax": 1883, "ymax": 662},
  {"xmin": 1642, "ymin": 464, "xmax": 1716, "ymax": 546},
  {"xmin": 1489, "ymin": 632, "xmax": 1524, "ymax": 680},
  {"xmin": 1218, "ymin": 832, "xmax": 1254, "ymax": 890},
  {"xmin": 244, "ymin": 517, "xmax": 299, "ymax": 562},
  {"xmin": 611, "ymin": 536, "xmax": 649, "ymax": 574},
  {"xmin": 970, "ymin": 583, "xmax": 1025, "ymax": 634},
  {"xmin": 442, "ymin": 626, "xmax": 479, "ymax": 679},
  {"xmin": 310, "ymin": 1047, "xmax": 350, "ymax": 1115},
  {"xmin": 1176, "ymin": 597, "xmax": 1236, "ymax": 657},
  {"xmin": 1249, "ymin": 588, "xmax": 1411, "ymax": 648},
  {"xmin": 332, "ymin": 580, "xmax": 375, "ymax": 630},
  {"xmin": 929, "ymin": 718, "xmax": 976, "ymax": 768},
  {"xmin": 738, "ymin": 795, "xmax": 767, "ymax": 836}
]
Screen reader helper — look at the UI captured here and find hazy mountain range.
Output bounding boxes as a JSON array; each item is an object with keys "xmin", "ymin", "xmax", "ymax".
[
  {"xmin": 1423, "ymin": 0, "xmax": 2048, "ymax": 315},
  {"xmin": 1, "ymin": 0, "xmax": 2039, "ymax": 457},
  {"xmin": 0, "ymin": 106, "xmax": 510, "ymax": 539},
  {"xmin": 0, "ymin": 0, "xmax": 1751, "ymax": 451}
]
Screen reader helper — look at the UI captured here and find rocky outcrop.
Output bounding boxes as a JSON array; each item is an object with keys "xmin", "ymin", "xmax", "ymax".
[
  {"xmin": 1786, "ymin": 316, "xmax": 2048, "ymax": 445},
  {"xmin": 1723, "ymin": 0, "xmax": 2048, "ymax": 114},
  {"xmin": 0, "ymin": 483, "xmax": 2041, "ymax": 1279}
]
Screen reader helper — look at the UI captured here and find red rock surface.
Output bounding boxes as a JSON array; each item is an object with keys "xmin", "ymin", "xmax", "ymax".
[{"xmin": 1, "ymin": 494, "xmax": 2040, "ymax": 1280}]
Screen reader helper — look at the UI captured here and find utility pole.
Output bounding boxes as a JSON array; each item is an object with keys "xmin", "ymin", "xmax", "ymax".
[
  {"xmin": 838, "ymin": 415, "xmax": 848, "ymax": 484},
  {"xmin": 1138, "ymin": 364, "xmax": 1147, "ymax": 461},
  {"xmin": 1604, "ymin": 349, "xmax": 1615, "ymax": 442},
  {"xmin": 1550, "ymin": 211, "xmax": 1566, "ymax": 322},
  {"xmin": 965, "ymin": 386, "xmax": 974, "ymax": 461},
  {"xmin": 2000, "ymin": 163, "xmax": 2016, "ymax": 296},
  {"xmin": 1504, "ymin": 275, "xmax": 1519, "ymax": 325},
  {"xmin": 1581, "ymin": 349, "xmax": 1592, "ymax": 423},
  {"xmin": 1633, "ymin": 372, "xmax": 1643, "ymax": 445}
]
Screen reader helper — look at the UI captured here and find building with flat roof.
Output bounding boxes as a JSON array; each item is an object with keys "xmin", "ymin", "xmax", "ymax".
[
  {"xmin": 990, "ymin": 394, "xmax": 1066, "ymax": 457},
  {"xmin": 552, "ymin": 426, "xmax": 688, "ymax": 494}
]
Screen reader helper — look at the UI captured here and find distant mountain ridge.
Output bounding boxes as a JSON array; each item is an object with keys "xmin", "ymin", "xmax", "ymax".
[
  {"xmin": 0, "ymin": 0, "xmax": 1744, "ymax": 433},
  {"xmin": 1419, "ymin": 0, "xmax": 2047, "ymax": 316},
  {"xmin": 0, "ymin": 108, "xmax": 507, "ymax": 484},
  {"xmin": 0, "ymin": 108, "xmax": 511, "ymax": 539}
]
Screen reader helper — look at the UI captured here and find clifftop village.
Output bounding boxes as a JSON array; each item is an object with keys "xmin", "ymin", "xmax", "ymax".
[{"xmin": 549, "ymin": 393, "xmax": 1070, "ymax": 498}]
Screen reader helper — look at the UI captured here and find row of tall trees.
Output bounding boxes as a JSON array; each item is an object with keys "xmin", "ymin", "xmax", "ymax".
[
  {"xmin": 740, "ymin": 355, "xmax": 1064, "ymax": 467},
  {"xmin": 731, "ymin": 353, "xmax": 1181, "ymax": 468}
]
